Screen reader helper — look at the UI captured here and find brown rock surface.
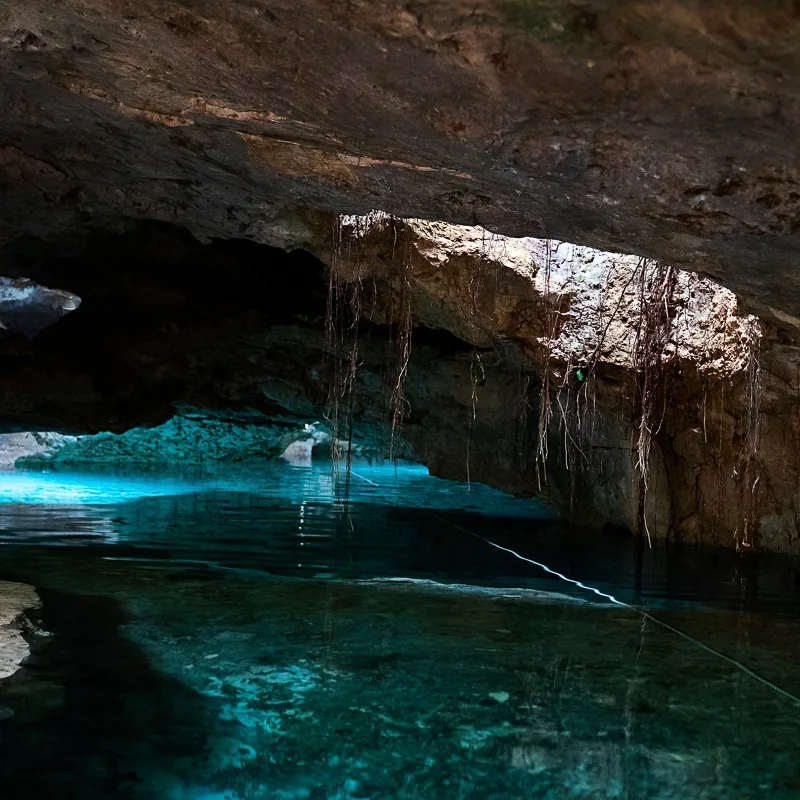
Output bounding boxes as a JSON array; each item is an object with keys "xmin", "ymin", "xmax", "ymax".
[{"xmin": 3, "ymin": 1, "xmax": 800, "ymax": 322}]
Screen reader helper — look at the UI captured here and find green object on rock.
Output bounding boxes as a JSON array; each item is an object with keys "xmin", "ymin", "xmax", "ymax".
[{"xmin": 576, "ymin": 370, "xmax": 584, "ymax": 382}]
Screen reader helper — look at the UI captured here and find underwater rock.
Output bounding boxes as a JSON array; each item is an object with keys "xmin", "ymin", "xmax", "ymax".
[{"xmin": 0, "ymin": 581, "xmax": 41, "ymax": 680}]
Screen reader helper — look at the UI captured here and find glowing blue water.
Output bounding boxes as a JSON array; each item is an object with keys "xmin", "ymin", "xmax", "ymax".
[
  {"xmin": 0, "ymin": 462, "xmax": 550, "ymax": 514},
  {"xmin": 0, "ymin": 470, "xmax": 207, "ymax": 504},
  {"xmin": 1, "ymin": 462, "xmax": 800, "ymax": 798},
  {"xmin": 0, "ymin": 462, "xmax": 797, "ymax": 609}
]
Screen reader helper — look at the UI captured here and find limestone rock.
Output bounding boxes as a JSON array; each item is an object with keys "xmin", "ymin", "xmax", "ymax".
[
  {"xmin": 0, "ymin": 432, "xmax": 77, "ymax": 468},
  {"xmin": 0, "ymin": 581, "xmax": 40, "ymax": 680},
  {"xmin": 0, "ymin": 277, "xmax": 81, "ymax": 339}
]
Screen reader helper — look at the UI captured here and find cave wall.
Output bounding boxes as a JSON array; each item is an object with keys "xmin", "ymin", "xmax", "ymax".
[
  {"xmin": 320, "ymin": 214, "xmax": 771, "ymax": 550},
  {"xmin": 4, "ymin": 217, "xmax": 800, "ymax": 553}
]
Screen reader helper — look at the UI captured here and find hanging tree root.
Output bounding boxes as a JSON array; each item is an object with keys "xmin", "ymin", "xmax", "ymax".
[
  {"xmin": 736, "ymin": 316, "xmax": 762, "ymax": 549},
  {"xmin": 534, "ymin": 243, "xmax": 615, "ymax": 505},
  {"xmin": 385, "ymin": 216, "xmax": 414, "ymax": 461},
  {"xmin": 325, "ymin": 213, "xmax": 370, "ymax": 499},
  {"xmin": 326, "ymin": 213, "xmax": 419, "ymax": 490},
  {"xmin": 631, "ymin": 259, "xmax": 677, "ymax": 546},
  {"xmin": 535, "ymin": 254, "xmax": 677, "ymax": 539}
]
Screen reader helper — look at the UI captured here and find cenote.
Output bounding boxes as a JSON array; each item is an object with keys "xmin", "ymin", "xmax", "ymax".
[{"xmin": 6, "ymin": 24, "xmax": 800, "ymax": 795}]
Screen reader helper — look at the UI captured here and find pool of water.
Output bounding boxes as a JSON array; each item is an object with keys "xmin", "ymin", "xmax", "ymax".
[{"xmin": 1, "ymin": 462, "xmax": 800, "ymax": 799}]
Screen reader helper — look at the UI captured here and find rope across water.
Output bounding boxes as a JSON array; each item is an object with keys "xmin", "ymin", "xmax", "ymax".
[{"xmin": 350, "ymin": 469, "xmax": 800, "ymax": 707}]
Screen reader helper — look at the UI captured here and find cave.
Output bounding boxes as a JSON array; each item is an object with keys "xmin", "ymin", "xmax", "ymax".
[{"xmin": 3, "ymin": 2, "xmax": 800, "ymax": 797}]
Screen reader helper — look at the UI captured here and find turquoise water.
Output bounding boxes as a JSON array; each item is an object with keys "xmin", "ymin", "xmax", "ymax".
[{"xmin": 1, "ymin": 463, "xmax": 800, "ymax": 798}]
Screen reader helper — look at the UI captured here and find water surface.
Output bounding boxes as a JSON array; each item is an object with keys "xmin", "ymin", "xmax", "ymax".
[{"xmin": 1, "ymin": 462, "xmax": 799, "ymax": 799}]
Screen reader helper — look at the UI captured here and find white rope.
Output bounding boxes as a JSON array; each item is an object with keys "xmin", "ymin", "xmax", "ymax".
[{"xmin": 349, "ymin": 469, "xmax": 800, "ymax": 707}]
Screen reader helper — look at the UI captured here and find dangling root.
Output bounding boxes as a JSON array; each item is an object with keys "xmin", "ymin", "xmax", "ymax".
[
  {"xmin": 631, "ymin": 260, "xmax": 677, "ymax": 546},
  {"xmin": 326, "ymin": 213, "xmax": 420, "ymax": 487},
  {"xmin": 325, "ymin": 214, "xmax": 367, "ymax": 500},
  {"xmin": 737, "ymin": 317, "xmax": 762, "ymax": 549},
  {"xmin": 386, "ymin": 217, "xmax": 413, "ymax": 460},
  {"xmin": 535, "ymin": 240, "xmax": 557, "ymax": 489},
  {"xmin": 466, "ymin": 349, "xmax": 485, "ymax": 488}
]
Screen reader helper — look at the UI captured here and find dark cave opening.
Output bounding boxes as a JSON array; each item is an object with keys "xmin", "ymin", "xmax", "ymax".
[
  {"xmin": 0, "ymin": 221, "xmax": 333, "ymax": 432},
  {"xmin": 0, "ymin": 220, "xmax": 483, "ymax": 439}
]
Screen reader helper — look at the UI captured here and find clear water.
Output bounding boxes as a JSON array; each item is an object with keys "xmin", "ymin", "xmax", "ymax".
[{"xmin": 1, "ymin": 462, "xmax": 800, "ymax": 799}]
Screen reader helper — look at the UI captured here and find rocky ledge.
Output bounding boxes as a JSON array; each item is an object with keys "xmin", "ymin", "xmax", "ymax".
[{"xmin": 0, "ymin": 581, "xmax": 41, "ymax": 681}]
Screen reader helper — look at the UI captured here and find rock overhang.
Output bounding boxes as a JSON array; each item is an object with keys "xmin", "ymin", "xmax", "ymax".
[{"xmin": 2, "ymin": 1, "xmax": 800, "ymax": 325}]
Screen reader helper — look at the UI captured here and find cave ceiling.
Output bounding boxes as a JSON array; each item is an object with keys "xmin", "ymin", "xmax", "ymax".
[{"xmin": 2, "ymin": 1, "xmax": 800, "ymax": 322}]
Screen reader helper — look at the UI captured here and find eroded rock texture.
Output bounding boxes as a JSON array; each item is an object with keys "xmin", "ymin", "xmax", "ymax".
[
  {"xmin": 3, "ymin": 1, "xmax": 800, "ymax": 323},
  {"xmin": 0, "ymin": 277, "xmax": 80, "ymax": 338},
  {"xmin": 0, "ymin": 581, "xmax": 40, "ymax": 681}
]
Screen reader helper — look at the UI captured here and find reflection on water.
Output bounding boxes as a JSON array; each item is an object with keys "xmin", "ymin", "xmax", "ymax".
[
  {"xmin": 0, "ymin": 462, "xmax": 800, "ymax": 798},
  {"xmin": 1, "ymin": 462, "xmax": 798, "ymax": 609}
]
